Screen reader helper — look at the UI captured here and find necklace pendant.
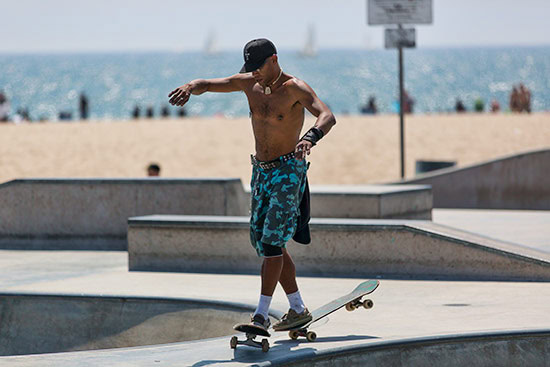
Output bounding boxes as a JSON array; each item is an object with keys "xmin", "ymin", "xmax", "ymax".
[{"xmin": 264, "ymin": 87, "xmax": 271, "ymax": 95}]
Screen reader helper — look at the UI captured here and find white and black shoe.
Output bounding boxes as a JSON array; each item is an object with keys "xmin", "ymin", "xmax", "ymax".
[{"xmin": 251, "ymin": 313, "xmax": 271, "ymax": 332}]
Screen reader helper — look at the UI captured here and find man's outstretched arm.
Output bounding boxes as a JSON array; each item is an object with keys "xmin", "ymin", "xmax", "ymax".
[{"xmin": 168, "ymin": 73, "xmax": 248, "ymax": 107}]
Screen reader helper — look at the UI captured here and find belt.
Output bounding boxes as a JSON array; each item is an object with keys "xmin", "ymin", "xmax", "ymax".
[{"xmin": 251, "ymin": 151, "xmax": 296, "ymax": 170}]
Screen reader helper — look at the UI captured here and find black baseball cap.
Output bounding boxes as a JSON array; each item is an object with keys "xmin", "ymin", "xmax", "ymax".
[{"xmin": 239, "ymin": 38, "xmax": 277, "ymax": 73}]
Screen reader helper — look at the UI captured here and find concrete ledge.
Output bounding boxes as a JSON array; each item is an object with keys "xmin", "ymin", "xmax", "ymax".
[
  {"xmin": 394, "ymin": 148, "xmax": 550, "ymax": 209},
  {"xmin": 0, "ymin": 178, "xmax": 248, "ymax": 250},
  {"xmin": 128, "ymin": 215, "xmax": 550, "ymax": 281},
  {"xmin": 263, "ymin": 329, "xmax": 550, "ymax": 367},
  {"xmin": 309, "ymin": 184, "xmax": 432, "ymax": 219}
]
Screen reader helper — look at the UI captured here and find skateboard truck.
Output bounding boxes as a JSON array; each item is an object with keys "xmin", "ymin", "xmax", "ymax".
[
  {"xmin": 230, "ymin": 333, "xmax": 270, "ymax": 352},
  {"xmin": 288, "ymin": 328, "xmax": 317, "ymax": 342},
  {"xmin": 345, "ymin": 296, "xmax": 374, "ymax": 311}
]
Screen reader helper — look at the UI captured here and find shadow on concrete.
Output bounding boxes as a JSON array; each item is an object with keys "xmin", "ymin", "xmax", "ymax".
[
  {"xmin": 275, "ymin": 334, "xmax": 379, "ymax": 346},
  {"xmin": 191, "ymin": 342, "xmax": 318, "ymax": 367}
]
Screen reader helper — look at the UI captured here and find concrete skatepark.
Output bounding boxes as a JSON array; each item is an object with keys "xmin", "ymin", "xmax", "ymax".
[{"xmin": 1, "ymin": 149, "xmax": 549, "ymax": 366}]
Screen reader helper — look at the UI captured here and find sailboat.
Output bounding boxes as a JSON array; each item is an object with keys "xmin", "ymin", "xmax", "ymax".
[
  {"xmin": 299, "ymin": 24, "xmax": 317, "ymax": 57},
  {"xmin": 203, "ymin": 30, "xmax": 220, "ymax": 55}
]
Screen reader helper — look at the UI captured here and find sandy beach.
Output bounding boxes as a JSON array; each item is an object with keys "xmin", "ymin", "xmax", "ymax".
[{"xmin": 0, "ymin": 113, "xmax": 549, "ymax": 185}]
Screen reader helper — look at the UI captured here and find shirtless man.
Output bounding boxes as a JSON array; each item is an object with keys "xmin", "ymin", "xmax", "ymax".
[{"xmin": 168, "ymin": 38, "xmax": 336, "ymax": 332}]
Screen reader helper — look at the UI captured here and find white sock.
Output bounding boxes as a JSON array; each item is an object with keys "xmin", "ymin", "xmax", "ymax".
[
  {"xmin": 287, "ymin": 290, "xmax": 306, "ymax": 314},
  {"xmin": 254, "ymin": 295, "xmax": 272, "ymax": 320}
]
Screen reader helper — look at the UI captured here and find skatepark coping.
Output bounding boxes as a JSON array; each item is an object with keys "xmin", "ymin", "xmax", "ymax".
[{"xmin": 253, "ymin": 329, "xmax": 550, "ymax": 366}]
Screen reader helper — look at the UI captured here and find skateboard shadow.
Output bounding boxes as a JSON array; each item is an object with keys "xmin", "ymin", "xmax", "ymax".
[
  {"xmin": 191, "ymin": 340, "xmax": 318, "ymax": 367},
  {"xmin": 191, "ymin": 335, "xmax": 379, "ymax": 366},
  {"xmin": 274, "ymin": 334, "xmax": 379, "ymax": 345}
]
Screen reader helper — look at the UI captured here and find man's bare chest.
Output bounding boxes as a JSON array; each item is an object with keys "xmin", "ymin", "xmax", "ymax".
[{"xmin": 247, "ymin": 90, "xmax": 299, "ymax": 120}]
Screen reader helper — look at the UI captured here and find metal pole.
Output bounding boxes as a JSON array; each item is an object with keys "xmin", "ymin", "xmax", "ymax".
[{"xmin": 398, "ymin": 26, "xmax": 405, "ymax": 178}]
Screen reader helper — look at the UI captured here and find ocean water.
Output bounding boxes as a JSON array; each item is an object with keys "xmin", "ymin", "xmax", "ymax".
[{"xmin": 0, "ymin": 46, "xmax": 549, "ymax": 120}]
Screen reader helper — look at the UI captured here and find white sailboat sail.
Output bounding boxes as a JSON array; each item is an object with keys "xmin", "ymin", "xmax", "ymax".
[
  {"xmin": 204, "ymin": 30, "xmax": 219, "ymax": 55},
  {"xmin": 300, "ymin": 24, "xmax": 317, "ymax": 57}
]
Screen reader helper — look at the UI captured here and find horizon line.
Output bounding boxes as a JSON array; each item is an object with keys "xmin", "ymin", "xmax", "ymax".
[{"xmin": 1, "ymin": 43, "xmax": 550, "ymax": 56}]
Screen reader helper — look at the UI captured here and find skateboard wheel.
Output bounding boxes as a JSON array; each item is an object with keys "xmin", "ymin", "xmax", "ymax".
[
  {"xmin": 306, "ymin": 331, "xmax": 317, "ymax": 342},
  {"xmin": 261, "ymin": 339, "xmax": 270, "ymax": 352},
  {"xmin": 230, "ymin": 336, "xmax": 238, "ymax": 349},
  {"xmin": 289, "ymin": 330, "xmax": 299, "ymax": 340},
  {"xmin": 345, "ymin": 302, "xmax": 355, "ymax": 312},
  {"xmin": 363, "ymin": 299, "xmax": 374, "ymax": 309}
]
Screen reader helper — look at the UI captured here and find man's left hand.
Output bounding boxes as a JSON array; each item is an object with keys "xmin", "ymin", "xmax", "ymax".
[{"xmin": 295, "ymin": 140, "xmax": 313, "ymax": 160}]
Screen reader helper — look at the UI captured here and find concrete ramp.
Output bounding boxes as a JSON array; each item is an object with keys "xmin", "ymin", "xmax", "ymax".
[
  {"xmin": 128, "ymin": 215, "xmax": 550, "ymax": 281},
  {"xmin": 394, "ymin": 148, "xmax": 550, "ymax": 209},
  {"xmin": 264, "ymin": 330, "xmax": 550, "ymax": 367},
  {"xmin": 0, "ymin": 293, "xmax": 264, "ymax": 356}
]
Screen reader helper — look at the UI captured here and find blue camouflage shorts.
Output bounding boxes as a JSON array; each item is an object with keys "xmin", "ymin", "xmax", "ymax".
[{"xmin": 249, "ymin": 152, "xmax": 308, "ymax": 257}]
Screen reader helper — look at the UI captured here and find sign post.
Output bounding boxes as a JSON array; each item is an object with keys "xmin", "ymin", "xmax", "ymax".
[
  {"xmin": 398, "ymin": 26, "xmax": 405, "ymax": 178},
  {"xmin": 367, "ymin": 0, "xmax": 432, "ymax": 178}
]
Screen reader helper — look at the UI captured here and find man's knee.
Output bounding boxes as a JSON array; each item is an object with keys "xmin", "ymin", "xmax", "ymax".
[{"xmin": 263, "ymin": 243, "xmax": 283, "ymax": 258}]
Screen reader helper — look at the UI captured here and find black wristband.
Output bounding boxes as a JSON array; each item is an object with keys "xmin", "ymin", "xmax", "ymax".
[{"xmin": 300, "ymin": 127, "xmax": 324, "ymax": 146}]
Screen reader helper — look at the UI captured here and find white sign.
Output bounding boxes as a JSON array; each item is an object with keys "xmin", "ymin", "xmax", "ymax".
[
  {"xmin": 368, "ymin": 0, "xmax": 433, "ymax": 25},
  {"xmin": 385, "ymin": 28, "xmax": 416, "ymax": 48}
]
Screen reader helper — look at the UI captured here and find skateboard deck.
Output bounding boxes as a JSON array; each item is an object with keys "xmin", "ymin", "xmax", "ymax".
[
  {"xmin": 234, "ymin": 323, "xmax": 270, "ymax": 337},
  {"xmin": 231, "ymin": 323, "xmax": 271, "ymax": 352},
  {"xmin": 285, "ymin": 279, "xmax": 379, "ymax": 342}
]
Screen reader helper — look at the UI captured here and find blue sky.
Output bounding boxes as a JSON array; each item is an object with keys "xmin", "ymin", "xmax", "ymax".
[{"xmin": 2, "ymin": 0, "xmax": 549, "ymax": 53}]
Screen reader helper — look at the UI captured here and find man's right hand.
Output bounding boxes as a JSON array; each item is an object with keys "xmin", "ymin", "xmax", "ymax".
[
  {"xmin": 168, "ymin": 76, "xmax": 246, "ymax": 106},
  {"xmin": 168, "ymin": 84, "xmax": 193, "ymax": 106}
]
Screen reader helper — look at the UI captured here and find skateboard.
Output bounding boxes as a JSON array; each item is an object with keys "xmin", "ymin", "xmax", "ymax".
[
  {"xmin": 231, "ymin": 323, "xmax": 271, "ymax": 352},
  {"xmin": 285, "ymin": 279, "xmax": 379, "ymax": 342}
]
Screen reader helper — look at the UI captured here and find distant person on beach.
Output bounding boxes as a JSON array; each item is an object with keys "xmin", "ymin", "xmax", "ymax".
[
  {"xmin": 455, "ymin": 98, "xmax": 466, "ymax": 113},
  {"xmin": 147, "ymin": 163, "xmax": 161, "ymax": 176},
  {"xmin": 360, "ymin": 96, "xmax": 377, "ymax": 115},
  {"xmin": 509, "ymin": 86, "xmax": 519, "ymax": 112},
  {"xmin": 168, "ymin": 38, "xmax": 336, "ymax": 333},
  {"xmin": 474, "ymin": 98, "xmax": 484, "ymax": 113},
  {"xmin": 58, "ymin": 111, "xmax": 72, "ymax": 121},
  {"xmin": 79, "ymin": 92, "xmax": 89, "ymax": 120},
  {"xmin": 403, "ymin": 90, "xmax": 414, "ymax": 114},
  {"xmin": 0, "ymin": 91, "xmax": 10, "ymax": 122},
  {"xmin": 132, "ymin": 105, "xmax": 141, "ymax": 119},
  {"xmin": 519, "ymin": 83, "xmax": 531, "ymax": 113},
  {"xmin": 490, "ymin": 99, "xmax": 501, "ymax": 113},
  {"xmin": 509, "ymin": 84, "xmax": 532, "ymax": 113},
  {"xmin": 161, "ymin": 105, "xmax": 170, "ymax": 118},
  {"xmin": 146, "ymin": 106, "xmax": 154, "ymax": 118},
  {"xmin": 13, "ymin": 107, "xmax": 31, "ymax": 123}
]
